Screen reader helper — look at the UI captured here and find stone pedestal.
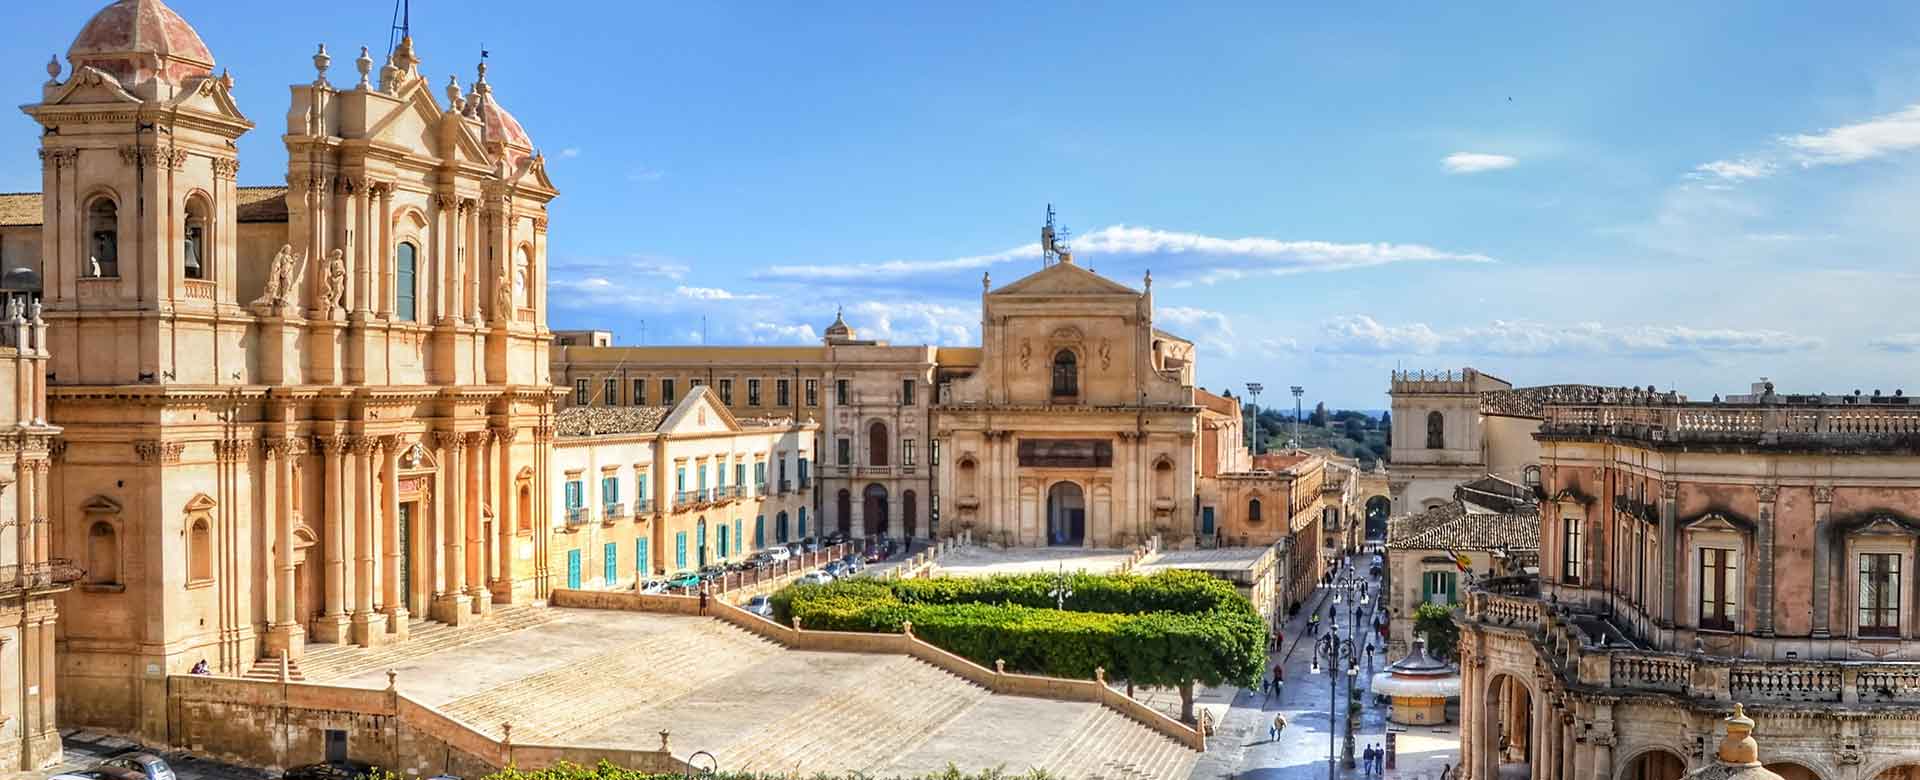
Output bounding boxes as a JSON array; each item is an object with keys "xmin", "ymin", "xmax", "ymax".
[
  {"xmin": 384, "ymin": 606, "xmax": 411, "ymax": 641},
  {"xmin": 432, "ymin": 593, "xmax": 473, "ymax": 626},
  {"xmin": 350, "ymin": 610, "xmax": 388, "ymax": 647},
  {"xmin": 309, "ymin": 613, "xmax": 350, "ymax": 644},
  {"xmin": 468, "ymin": 586, "xmax": 494, "ymax": 617},
  {"xmin": 263, "ymin": 622, "xmax": 306, "ymax": 660},
  {"xmin": 490, "ymin": 577, "xmax": 517, "ymax": 605}
]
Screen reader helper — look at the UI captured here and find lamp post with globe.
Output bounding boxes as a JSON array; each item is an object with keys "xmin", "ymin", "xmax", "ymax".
[{"xmin": 1313, "ymin": 623, "xmax": 1359, "ymax": 776}]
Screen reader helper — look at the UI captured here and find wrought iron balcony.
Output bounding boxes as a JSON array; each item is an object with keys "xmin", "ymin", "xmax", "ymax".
[
  {"xmin": 565, "ymin": 507, "xmax": 592, "ymax": 525},
  {"xmin": 603, "ymin": 502, "xmax": 626, "ymax": 519}
]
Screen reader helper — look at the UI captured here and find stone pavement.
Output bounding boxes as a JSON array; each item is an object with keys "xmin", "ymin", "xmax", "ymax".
[{"xmin": 1188, "ymin": 554, "xmax": 1463, "ymax": 780}]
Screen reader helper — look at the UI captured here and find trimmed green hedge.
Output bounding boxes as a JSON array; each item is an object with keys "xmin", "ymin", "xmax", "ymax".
[
  {"xmin": 385, "ymin": 759, "xmax": 1062, "ymax": 780},
  {"xmin": 772, "ymin": 569, "xmax": 1265, "ymax": 689}
]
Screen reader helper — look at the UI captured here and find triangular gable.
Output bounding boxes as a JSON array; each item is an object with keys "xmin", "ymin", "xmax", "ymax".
[
  {"xmin": 509, "ymin": 153, "xmax": 558, "ymax": 196},
  {"xmin": 183, "ymin": 493, "xmax": 217, "ymax": 513},
  {"xmin": 363, "ymin": 81, "xmax": 461, "ymax": 163},
  {"xmin": 168, "ymin": 77, "xmax": 251, "ymax": 124},
  {"xmin": 992, "ymin": 262, "xmax": 1140, "ymax": 297},
  {"xmin": 81, "ymin": 495, "xmax": 124, "ymax": 514},
  {"xmin": 1683, "ymin": 512, "xmax": 1749, "ymax": 534},
  {"xmin": 657, "ymin": 386, "xmax": 741, "ymax": 436},
  {"xmin": 398, "ymin": 441, "xmax": 440, "ymax": 472},
  {"xmin": 44, "ymin": 66, "xmax": 142, "ymax": 106}
]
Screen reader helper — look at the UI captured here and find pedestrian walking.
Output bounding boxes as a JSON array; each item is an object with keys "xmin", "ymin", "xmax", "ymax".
[{"xmin": 1269, "ymin": 712, "xmax": 1287, "ymax": 742}]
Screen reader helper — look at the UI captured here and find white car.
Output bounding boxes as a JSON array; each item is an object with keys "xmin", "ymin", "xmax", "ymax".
[
  {"xmin": 636, "ymin": 579, "xmax": 669, "ymax": 595},
  {"xmin": 766, "ymin": 546, "xmax": 793, "ymax": 562},
  {"xmin": 799, "ymin": 571, "xmax": 835, "ymax": 586}
]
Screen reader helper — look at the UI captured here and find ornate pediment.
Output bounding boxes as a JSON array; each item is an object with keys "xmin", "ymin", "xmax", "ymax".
[
  {"xmin": 991, "ymin": 262, "xmax": 1140, "ymax": 297},
  {"xmin": 1683, "ymin": 511, "xmax": 1750, "ymax": 535},
  {"xmin": 398, "ymin": 442, "xmax": 439, "ymax": 472},
  {"xmin": 1845, "ymin": 513, "xmax": 1920, "ymax": 538},
  {"xmin": 169, "ymin": 76, "xmax": 251, "ymax": 124},
  {"xmin": 183, "ymin": 493, "xmax": 217, "ymax": 513},
  {"xmin": 80, "ymin": 495, "xmax": 123, "ymax": 514},
  {"xmin": 42, "ymin": 66, "xmax": 141, "ymax": 107}
]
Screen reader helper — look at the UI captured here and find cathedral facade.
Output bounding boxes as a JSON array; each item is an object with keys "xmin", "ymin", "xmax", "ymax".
[{"xmin": 19, "ymin": 0, "xmax": 558, "ymax": 739}]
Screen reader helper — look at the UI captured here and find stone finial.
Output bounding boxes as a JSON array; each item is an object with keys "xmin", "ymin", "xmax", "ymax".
[
  {"xmin": 386, "ymin": 669, "xmax": 398, "ymax": 690},
  {"xmin": 902, "ymin": 620, "xmax": 914, "ymax": 637},
  {"xmin": 220, "ymin": 68, "xmax": 235, "ymax": 90},
  {"xmin": 474, "ymin": 58, "xmax": 491, "ymax": 96},
  {"xmin": 355, "ymin": 46, "xmax": 373, "ymax": 89},
  {"xmin": 658, "ymin": 729, "xmax": 671, "ymax": 752},
  {"xmin": 995, "ymin": 659, "xmax": 1006, "ymax": 674},
  {"xmin": 1144, "ymin": 269, "xmax": 1153, "ymax": 291},
  {"xmin": 445, "ymin": 75, "xmax": 464, "ymax": 112},
  {"xmin": 1717, "ymin": 703, "xmax": 1759, "ymax": 764},
  {"xmin": 46, "ymin": 55, "xmax": 61, "ymax": 84},
  {"xmin": 312, "ymin": 44, "xmax": 331, "ymax": 87},
  {"xmin": 1095, "ymin": 667, "xmax": 1106, "ymax": 684},
  {"xmin": 982, "ymin": 271, "xmax": 991, "ymax": 293}
]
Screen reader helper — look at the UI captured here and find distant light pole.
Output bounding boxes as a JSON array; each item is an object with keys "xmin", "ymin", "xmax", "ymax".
[
  {"xmin": 1245, "ymin": 382, "xmax": 1264, "ymax": 455},
  {"xmin": 1290, "ymin": 386, "xmax": 1305, "ymax": 450}
]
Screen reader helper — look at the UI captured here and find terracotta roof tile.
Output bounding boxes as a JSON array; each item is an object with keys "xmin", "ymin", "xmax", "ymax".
[
  {"xmin": 556, "ymin": 406, "xmax": 671, "ymax": 436},
  {"xmin": 1387, "ymin": 499, "xmax": 1539, "ymax": 553},
  {"xmin": 0, "ymin": 194, "xmax": 40, "ymax": 227}
]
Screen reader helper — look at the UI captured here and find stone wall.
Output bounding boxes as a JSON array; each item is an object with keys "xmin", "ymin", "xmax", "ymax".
[{"xmin": 165, "ymin": 675, "xmax": 680, "ymax": 776}]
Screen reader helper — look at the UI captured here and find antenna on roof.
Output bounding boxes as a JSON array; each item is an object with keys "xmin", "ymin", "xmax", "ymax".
[
  {"xmin": 1041, "ymin": 204, "xmax": 1058, "ymax": 267},
  {"xmin": 386, "ymin": 0, "xmax": 411, "ymax": 58}
]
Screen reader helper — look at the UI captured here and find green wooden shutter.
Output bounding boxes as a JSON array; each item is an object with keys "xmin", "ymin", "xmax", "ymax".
[
  {"xmin": 1421, "ymin": 572, "xmax": 1433, "ymax": 604},
  {"xmin": 755, "ymin": 516, "xmax": 766, "ymax": 547},
  {"xmin": 636, "ymin": 538, "xmax": 649, "ymax": 577},
  {"xmin": 675, "ymin": 532, "xmax": 687, "ymax": 570},
  {"xmin": 736, "ymin": 519, "xmax": 745, "ymax": 553},
  {"xmin": 1446, "ymin": 572, "xmax": 1458, "ymax": 604},
  {"xmin": 604, "ymin": 542, "xmax": 617, "ymax": 585},
  {"xmin": 566, "ymin": 549, "xmax": 581, "ymax": 589}
]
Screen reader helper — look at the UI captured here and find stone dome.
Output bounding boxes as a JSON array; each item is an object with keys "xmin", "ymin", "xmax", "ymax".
[
  {"xmin": 67, "ymin": 0, "xmax": 215, "ymax": 87},
  {"xmin": 824, "ymin": 309, "xmax": 856, "ymax": 343},
  {"xmin": 478, "ymin": 97, "xmax": 533, "ymax": 151}
]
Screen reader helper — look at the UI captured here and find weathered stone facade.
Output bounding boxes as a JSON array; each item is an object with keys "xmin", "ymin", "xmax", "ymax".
[
  {"xmin": 1455, "ymin": 392, "xmax": 1920, "ymax": 780},
  {"xmin": 13, "ymin": 0, "xmax": 560, "ymax": 740}
]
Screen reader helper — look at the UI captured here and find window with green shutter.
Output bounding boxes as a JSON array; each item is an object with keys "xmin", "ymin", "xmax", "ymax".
[
  {"xmin": 755, "ymin": 516, "xmax": 766, "ymax": 547},
  {"xmin": 601, "ymin": 476, "xmax": 618, "ymax": 506},
  {"xmin": 718, "ymin": 524, "xmax": 730, "ymax": 558},
  {"xmin": 564, "ymin": 480, "xmax": 583, "ymax": 509},
  {"xmin": 1421, "ymin": 571, "xmax": 1458, "ymax": 605},
  {"xmin": 798, "ymin": 507, "xmax": 808, "ymax": 538},
  {"xmin": 736, "ymin": 518, "xmax": 745, "ymax": 553},
  {"xmin": 636, "ymin": 538, "xmax": 649, "ymax": 577},
  {"xmin": 675, "ymin": 532, "xmax": 687, "ymax": 570},
  {"xmin": 604, "ymin": 542, "xmax": 618, "ymax": 586}
]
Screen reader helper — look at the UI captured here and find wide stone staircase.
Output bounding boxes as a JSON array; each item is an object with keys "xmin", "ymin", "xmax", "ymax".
[
  {"xmin": 717, "ymin": 655, "xmax": 992, "ymax": 776},
  {"xmin": 295, "ymin": 605, "xmax": 559, "ymax": 683},
  {"xmin": 1033, "ymin": 705, "xmax": 1199, "ymax": 780}
]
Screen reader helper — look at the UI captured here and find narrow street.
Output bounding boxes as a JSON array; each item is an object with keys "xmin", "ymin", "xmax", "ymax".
[{"xmin": 1192, "ymin": 552, "xmax": 1461, "ymax": 780}]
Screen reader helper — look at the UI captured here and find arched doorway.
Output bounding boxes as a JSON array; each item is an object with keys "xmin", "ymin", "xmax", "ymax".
[
  {"xmin": 1046, "ymin": 482, "xmax": 1085, "ymax": 547},
  {"xmin": 863, "ymin": 483, "xmax": 889, "ymax": 537},
  {"xmin": 1876, "ymin": 766, "xmax": 1920, "ymax": 780},
  {"xmin": 1765, "ymin": 763, "xmax": 1821, "ymax": 780},
  {"xmin": 902, "ymin": 490, "xmax": 918, "ymax": 539},
  {"xmin": 1365, "ymin": 495, "xmax": 1391, "ymax": 541},
  {"xmin": 836, "ymin": 490, "xmax": 852, "ymax": 535},
  {"xmin": 869, "ymin": 421, "xmax": 890, "ymax": 466},
  {"xmin": 1621, "ymin": 748, "xmax": 1687, "ymax": 780},
  {"xmin": 1481, "ymin": 673, "xmax": 1533, "ymax": 780}
]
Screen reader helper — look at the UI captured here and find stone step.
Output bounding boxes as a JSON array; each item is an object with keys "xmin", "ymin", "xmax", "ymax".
[{"xmin": 298, "ymin": 605, "xmax": 558, "ymax": 682}]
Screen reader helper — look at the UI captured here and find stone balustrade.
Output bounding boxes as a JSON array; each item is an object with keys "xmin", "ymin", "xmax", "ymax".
[
  {"xmin": 1466, "ymin": 591, "xmax": 1543, "ymax": 631},
  {"xmin": 1729, "ymin": 664, "xmax": 1844, "ymax": 703},
  {"xmin": 1541, "ymin": 402, "xmax": 1920, "ymax": 447},
  {"xmin": 1609, "ymin": 652, "xmax": 1694, "ymax": 694}
]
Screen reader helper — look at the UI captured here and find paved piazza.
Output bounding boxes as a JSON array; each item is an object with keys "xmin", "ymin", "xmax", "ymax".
[
  {"xmin": 320, "ymin": 608, "xmax": 1196, "ymax": 779},
  {"xmin": 930, "ymin": 546, "xmax": 1143, "ymax": 577}
]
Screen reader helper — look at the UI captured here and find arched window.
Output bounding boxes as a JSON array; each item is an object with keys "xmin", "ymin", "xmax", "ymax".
[
  {"xmin": 188, "ymin": 518, "xmax": 213, "ymax": 582},
  {"xmin": 395, "ymin": 242, "xmax": 418, "ymax": 321},
  {"xmin": 1523, "ymin": 465, "xmax": 1542, "ymax": 488},
  {"xmin": 88, "ymin": 521, "xmax": 120, "ymax": 585},
  {"xmin": 868, "ymin": 421, "xmax": 890, "ymax": 467},
  {"xmin": 88, "ymin": 198, "xmax": 119, "ymax": 278},
  {"xmin": 183, "ymin": 196, "xmax": 210, "ymax": 280},
  {"xmin": 517, "ymin": 483, "xmax": 533, "ymax": 533},
  {"xmin": 1248, "ymin": 498, "xmax": 1264, "ymax": 525},
  {"xmin": 776, "ymin": 511, "xmax": 790, "ymax": 543},
  {"xmin": 1153, "ymin": 458, "xmax": 1175, "ymax": 500},
  {"xmin": 957, "ymin": 458, "xmax": 978, "ymax": 496},
  {"xmin": 1426, "ymin": 411, "xmax": 1445, "ymax": 450},
  {"xmin": 515, "ymin": 245, "xmax": 533, "ymax": 308},
  {"xmin": 1052, "ymin": 350, "xmax": 1079, "ymax": 397}
]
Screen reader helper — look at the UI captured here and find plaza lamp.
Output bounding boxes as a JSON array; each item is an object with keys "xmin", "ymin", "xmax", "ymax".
[{"xmin": 1313, "ymin": 625, "xmax": 1359, "ymax": 777}]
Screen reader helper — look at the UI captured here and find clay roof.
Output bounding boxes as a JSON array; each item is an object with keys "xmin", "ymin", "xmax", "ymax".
[
  {"xmin": 68, "ymin": 0, "xmax": 215, "ymax": 85},
  {"xmin": 1387, "ymin": 498, "xmax": 1539, "ymax": 553},
  {"xmin": 555, "ymin": 406, "xmax": 671, "ymax": 437},
  {"xmin": 0, "ymin": 186, "xmax": 286, "ymax": 228},
  {"xmin": 1253, "ymin": 452, "xmax": 1310, "ymax": 471},
  {"xmin": 0, "ymin": 194, "xmax": 39, "ymax": 227}
]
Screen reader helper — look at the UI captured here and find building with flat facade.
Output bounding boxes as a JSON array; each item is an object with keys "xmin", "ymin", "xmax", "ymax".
[
  {"xmin": 1383, "ymin": 475, "xmax": 1537, "ymax": 659},
  {"xmin": 10, "ymin": 0, "xmax": 560, "ymax": 740},
  {"xmin": 1455, "ymin": 386, "xmax": 1920, "ymax": 780},
  {"xmin": 547, "ymin": 387, "xmax": 814, "ymax": 587}
]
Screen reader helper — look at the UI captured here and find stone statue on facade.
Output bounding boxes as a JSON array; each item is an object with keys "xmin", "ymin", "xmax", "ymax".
[
  {"xmin": 320, "ymin": 248, "xmax": 348, "ymax": 311},
  {"xmin": 494, "ymin": 274, "xmax": 514, "ymax": 323},
  {"xmin": 6, "ymin": 297, "xmax": 21, "ymax": 322},
  {"xmin": 29, "ymin": 300, "xmax": 42, "ymax": 323},
  {"xmin": 252, "ymin": 245, "xmax": 306, "ymax": 309}
]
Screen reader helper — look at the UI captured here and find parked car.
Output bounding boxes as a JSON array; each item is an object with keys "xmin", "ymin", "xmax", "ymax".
[
  {"xmin": 99, "ymin": 753, "xmax": 175, "ymax": 780},
  {"xmin": 636, "ymin": 579, "xmax": 669, "ymax": 595},
  {"xmin": 54, "ymin": 768, "xmax": 147, "ymax": 780},
  {"xmin": 668, "ymin": 574, "xmax": 702, "ymax": 592},
  {"xmin": 824, "ymin": 530, "xmax": 849, "ymax": 545},
  {"xmin": 798, "ymin": 570, "xmax": 834, "ymax": 586},
  {"xmin": 745, "ymin": 595, "xmax": 774, "ymax": 617},
  {"xmin": 765, "ymin": 546, "xmax": 793, "ymax": 562},
  {"xmin": 284, "ymin": 760, "xmax": 377, "ymax": 780},
  {"xmin": 863, "ymin": 546, "xmax": 885, "ymax": 564}
]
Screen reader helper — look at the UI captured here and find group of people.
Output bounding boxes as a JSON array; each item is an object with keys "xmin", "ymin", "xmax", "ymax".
[{"xmin": 1360, "ymin": 743, "xmax": 1387, "ymax": 775}]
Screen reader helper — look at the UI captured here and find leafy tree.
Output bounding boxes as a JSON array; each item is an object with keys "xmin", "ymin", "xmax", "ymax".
[
  {"xmin": 1381, "ymin": 410, "xmax": 1392, "ymax": 447},
  {"xmin": 1310, "ymin": 401, "xmax": 1329, "ymax": 427},
  {"xmin": 1342, "ymin": 417, "xmax": 1366, "ymax": 440},
  {"xmin": 462, "ymin": 760, "xmax": 1065, "ymax": 780},
  {"xmin": 1413, "ymin": 601, "xmax": 1460, "ymax": 661}
]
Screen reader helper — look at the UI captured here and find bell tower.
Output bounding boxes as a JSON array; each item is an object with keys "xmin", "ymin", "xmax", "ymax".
[{"xmin": 23, "ymin": 0, "xmax": 253, "ymax": 386}]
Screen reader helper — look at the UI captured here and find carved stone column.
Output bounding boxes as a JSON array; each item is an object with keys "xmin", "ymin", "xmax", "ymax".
[
  {"xmin": 380, "ymin": 436, "xmax": 410, "ymax": 640},
  {"xmin": 432, "ymin": 432, "xmax": 472, "ymax": 625},
  {"xmin": 1756, "ymin": 484, "xmax": 1778, "ymax": 636},
  {"xmin": 493, "ymin": 426, "xmax": 517, "ymax": 603},
  {"xmin": 312, "ymin": 436, "xmax": 351, "ymax": 643},
  {"xmin": 263, "ymin": 438, "xmax": 305, "ymax": 658},
  {"xmin": 464, "ymin": 429, "xmax": 492, "ymax": 615},
  {"xmin": 349, "ymin": 436, "xmax": 387, "ymax": 646}
]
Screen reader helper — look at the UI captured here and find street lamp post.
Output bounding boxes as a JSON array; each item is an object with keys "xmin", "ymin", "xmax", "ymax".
[
  {"xmin": 1313, "ymin": 624, "xmax": 1356, "ymax": 779},
  {"xmin": 1246, "ymin": 382, "xmax": 1264, "ymax": 455},
  {"xmin": 1290, "ymin": 385, "xmax": 1305, "ymax": 450}
]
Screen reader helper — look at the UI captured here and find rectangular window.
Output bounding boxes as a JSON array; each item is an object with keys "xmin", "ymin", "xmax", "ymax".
[
  {"xmin": 1421, "ymin": 571, "xmax": 1457, "ymax": 605},
  {"xmin": 1700, "ymin": 548, "xmax": 1737, "ymax": 631},
  {"xmin": 632, "ymin": 379, "xmax": 646, "ymax": 406},
  {"xmin": 755, "ymin": 516, "xmax": 766, "ymax": 548},
  {"xmin": 675, "ymin": 466, "xmax": 687, "ymax": 493},
  {"xmin": 601, "ymin": 476, "xmax": 619, "ymax": 506},
  {"xmin": 836, "ymin": 379, "xmax": 850, "ymax": 406},
  {"xmin": 719, "ymin": 379, "xmax": 734, "ymax": 405},
  {"xmin": 735, "ymin": 518, "xmax": 745, "ymax": 554},
  {"xmin": 564, "ymin": 480, "xmax": 583, "ymax": 509},
  {"xmin": 662, "ymin": 379, "xmax": 677, "ymax": 405},
  {"xmin": 902, "ymin": 379, "xmax": 915, "ymax": 406},
  {"xmin": 805, "ymin": 379, "xmax": 819, "ymax": 406},
  {"xmin": 675, "ymin": 532, "xmax": 688, "ymax": 571},
  {"xmin": 574, "ymin": 379, "xmax": 589, "ymax": 406},
  {"xmin": 754, "ymin": 461, "xmax": 766, "ymax": 490},
  {"xmin": 395, "ymin": 243, "xmax": 417, "ymax": 321},
  {"xmin": 1861, "ymin": 553, "xmax": 1902, "ymax": 637},
  {"xmin": 903, "ymin": 439, "xmax": 916, "ymax": 467},
  {"xmin": 715, "ymin": 459, "xmax": 726, "ymax": 487},
  {"xmin": 604, "ymin": 377, "xmax": 618, "ymax": 406},
  {"xmin": 929, "ymin": 441, "xmax": 939, "ymax": 466},
  {"xmin": 777, "ymin": 379, "xmax": 791, "ymax": 407},
  {"xmin": 636, "ymin": 538, "xmax": 649, "ymax": 577},
  {"xmin": 799, "ymin": 458, "xmax": 810, "ymax": 485},
  {"xmin": 747, "ymin": 379, "xmax": 762, "ymax": 406},
  {"xmin": 636, "ymin": 469, "xmax": 649, "ymax": 502},
  {"xmin": 604, "ymin": 542, "xmax": 618, "ymax": 586},
  {"xmin": 690, "ymin": 378, "xmax": 704, "ymax": 388},
  {"xmin": 1563, "ymin": 515, "xmax": 1584, "ymax": 585},
  {"xmin": 837, "ymin": 438, "xmax": 852, "ymax": 465},
  {"xmin": 698, "ymin": 463, "xmax": 708, "ymax": 491},
  {"xmin": 735, "ymin": 463, "xmax": 746, "ymax": 488}
]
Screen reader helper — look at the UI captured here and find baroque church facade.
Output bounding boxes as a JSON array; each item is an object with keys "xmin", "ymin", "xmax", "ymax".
[{"xmin": 18, "ymin": 0, "xmax": 559, "ymax": 740}]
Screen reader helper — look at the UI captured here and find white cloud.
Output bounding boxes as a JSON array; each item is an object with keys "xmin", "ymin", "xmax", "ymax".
[
  {"xmin": 1691, "ymin": 158, "xmax": 1777, "ymax": 182},
  {"xmin": 675, "ymin": 285, "xmax": 767, "ymax": 301},
  {"xmin": 1313, "ymin": 316, "xmax": 1822, "ymax": 357},
  {"xmin": 1441, "ymin": 152, "xmax": 1518, "ymax": 174},
  {"xmin": 759, "ymin": 225, "xmax": 1491, "ymax": 287},
  {"xmin": 744, "ymin": 322, "xmax": 819, "ymax": 345},
  {"xmin": 1156, "ymin": 306, "xmax": 1239, "ymax": 357},
  {"xmin": 559, "ymin": 147, "xmax": 581, "ymax": 159},
  {"xmin": 627, "ymin": 167, "xmax": 665, "ymax": 183},
  {"xmin": 1783, "ymin": 104, "xmax": 1920, "ymax": 167},
  {"xmin": 1869, "ymin": 333, "xmax": 1920, "ymax": 353},
  {"xmin": 843, "ymin": 301, "xmax": 977, "ymax": 345}
]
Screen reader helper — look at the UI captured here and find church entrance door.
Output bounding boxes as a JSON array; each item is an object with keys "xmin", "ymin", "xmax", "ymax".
[
  {"xmin": 1047, "ymin": 482, "xmax": 1086, "ymax": 546},
  {"xmin": 863, "ymin": 484, "xmax": 889, "ymax": 537}
]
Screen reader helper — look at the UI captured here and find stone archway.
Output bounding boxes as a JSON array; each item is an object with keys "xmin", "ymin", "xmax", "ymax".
[
  {"xmin": 1479, "ymin": 671, "xmax": 1534, "ymax": 780},
  {"xmin": 863, "ymin": 483, "xmax": 888, "ymax": 537},
  {"xmin": 1763, "ymin": 762, "xmax": 1822, "ymax": 780},
  {"xmin": 1365, "ymin": 495, "xmax": 1391, "ymax": 541},
  {"xmin": 1873, "ymin": 765, "xmax": 1920, "ymax": 780},
  {"xmin": 1046, "ymin": 481, "xmax": 1086, "ymax": 547},
  {"xmin": 1619, "ymin": 747, "xmax": 1688, "ymax": 780}
]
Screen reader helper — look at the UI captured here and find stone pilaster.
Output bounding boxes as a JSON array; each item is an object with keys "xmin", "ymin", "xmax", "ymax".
[
  {"xmin": 1812, "ymin": 485, "xmax": 1833, "ymax": 638},
  {"xmin": 311, "ymin": 436, "xmax": 351, "ymax": 643},
  {"xmin": 1660, "ymin": 480, "xmax": 1678, "ymax": 628},
  {"xmin": 1756, "ymin": 484, "xmax": 1777, "ymax": 636},
  {"xmin": 431, "ymin": 431, "xmax": 472, "ymax": 625},
  {"xmin": 463, "ymin": 429, "xmax": 493, "ymax": 616}
]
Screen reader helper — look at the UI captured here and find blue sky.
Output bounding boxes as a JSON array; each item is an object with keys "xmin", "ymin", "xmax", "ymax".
[{"xmin": 6, "ymin": 1, "xmax": 1920, "ymax": 408}]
